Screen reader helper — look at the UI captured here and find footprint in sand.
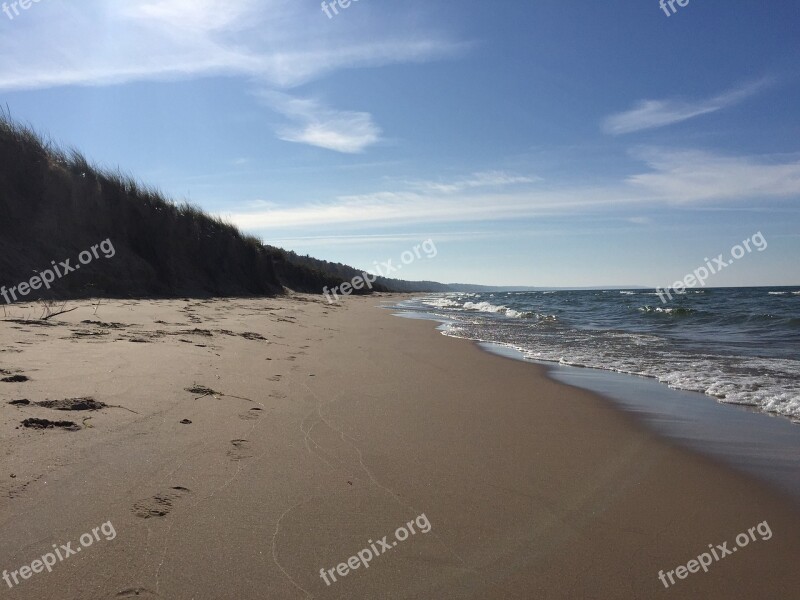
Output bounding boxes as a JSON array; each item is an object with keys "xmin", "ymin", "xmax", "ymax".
[
  {"xmin": 239, "ymin": 408, "xmax": 263, "ymax": 421},
  {"xmin": 227, "ymin": 439, "xmax": 253, "ymax": 461},
  {"xmin": 132, "ymin": 487, "xmax": 191, "ymax": 519}
]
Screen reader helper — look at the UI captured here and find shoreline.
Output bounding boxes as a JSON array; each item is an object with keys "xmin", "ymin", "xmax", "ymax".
[
  {"xmin": 389, "ymin": 299, "xmax": 800, "ymax": 503},
  {"xmin": 391, "ymin": 289, "xmax": 800, "ymax": 426},
  {"xmin": 1, "ymin": 294, "xmax": 798, "ymax": 598}
]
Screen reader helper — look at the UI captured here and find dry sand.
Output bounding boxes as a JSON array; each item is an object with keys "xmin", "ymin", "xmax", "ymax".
[{"xmin": 0, "ymin": 295, "xmax": 798, "ymax": 599}]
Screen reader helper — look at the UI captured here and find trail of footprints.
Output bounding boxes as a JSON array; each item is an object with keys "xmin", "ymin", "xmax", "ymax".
[
  {"xmin": 129, "ymin": 383, "xmax": 271, "ymax": 517},
  {"xmin": 3, "ymin": 303, "xmax": 302, "ymax": 596},
  {"xmin": 129, "ymin": 439, "xmax": 259, "ymax": 520}
]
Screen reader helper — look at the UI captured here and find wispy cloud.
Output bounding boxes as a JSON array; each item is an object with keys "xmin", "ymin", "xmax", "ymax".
[
  {"xmin": 407, "ymin": 170, "xmax": 539, "ymax": 193},
  {"xmin": 225, "ymin": 149, "xmax": 800, "ymax": 231},
  {"xmin": 269, "ymin": 231, "xmax": 495, "ymax": 248},
  {"xmin": 602, "ymin": 79, "xmax": 771, "ymax": 135},
  {"xmin": 0, "ymin": 0, "xmax": 462, "ymax": 152},
  {"xmin": 121, "ymin": 0, "xmax": 263, "ymax": 33},
  {"xmin": 264, "ymin": 93, "xmax": 381, "ymax": 154},
  {"xmin": 0, "ymin": 1, "xmax": 463, "ymax": 91},
  {"xmin": 627, "ymin": 147, "xmax": 800, "ymax": 201}
]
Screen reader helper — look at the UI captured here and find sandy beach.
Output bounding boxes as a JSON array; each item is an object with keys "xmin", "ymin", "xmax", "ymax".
[{"xmin": 1, "ymin": 295, "xmax": 798, "ymax": 599}]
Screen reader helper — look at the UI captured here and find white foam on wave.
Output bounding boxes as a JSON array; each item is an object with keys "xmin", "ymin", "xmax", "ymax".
[
  {"xmin": 440, "ymin": 320, "xmax": 800, "ymax": 420},
  {"xmin": 638, "ymin": 306, "xmax": 691, "ymax": 315},
  {"xmin": 464, "ymin": 301, "xmax": 505, "ymax": 313},
  {"xmin": 463, "ymin": 301, "xmax": 529, "ymax": 318},
  {"xmin": 423, "ymin": 297, "xmax": 461, "ymax": 308},
  {"xmin": 540, "ymin": 349, "xmax": 800, "ymax": 419}
]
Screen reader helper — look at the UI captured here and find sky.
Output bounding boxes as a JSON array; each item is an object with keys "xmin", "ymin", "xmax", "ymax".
[{"xmin": 1, "ymin": 0, "xmax": 799, "ymax": 287}]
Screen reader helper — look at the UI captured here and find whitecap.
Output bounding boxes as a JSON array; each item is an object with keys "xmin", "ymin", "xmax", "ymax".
[{"xmin": 464, "ymin": 301, "xmax": 530, "ymax": 318}]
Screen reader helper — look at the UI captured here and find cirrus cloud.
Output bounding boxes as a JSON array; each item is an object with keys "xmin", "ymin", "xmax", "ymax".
[
  {"xmin": 602, "ymin": 79, "xmax": 772, "ymax": 135},
  {"xmin": 0, "ymin": 0, "xmax": 464, "ymax": 153},
  {"xmin": 225, "ymin": 148, "xmax": 800, "ymax": 231}
]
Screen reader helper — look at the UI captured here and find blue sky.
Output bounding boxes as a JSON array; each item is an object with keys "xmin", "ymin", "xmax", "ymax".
[{"xmin": 1, "ymin": 0, "xmax": 799, "ymax": 287}]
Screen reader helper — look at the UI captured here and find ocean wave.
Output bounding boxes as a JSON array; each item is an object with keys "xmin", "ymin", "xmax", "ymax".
[
  {"xmin": 523, "ymin": 340, "xmax": 800, "ymax": 419},
  {"xmin": 463, "ymin": 301, "xmax": 532, "ymax": 319},
  {"xmin": 463, "ymin": 301, "xmax": 506, "ymax": 313},
  {"xmin": 422, "ymin": 297, "xmax": 461, "ymax": 308},
  {"xmin": 399, "ymin": 290, "xmax": 800, "ymax": 421}
]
